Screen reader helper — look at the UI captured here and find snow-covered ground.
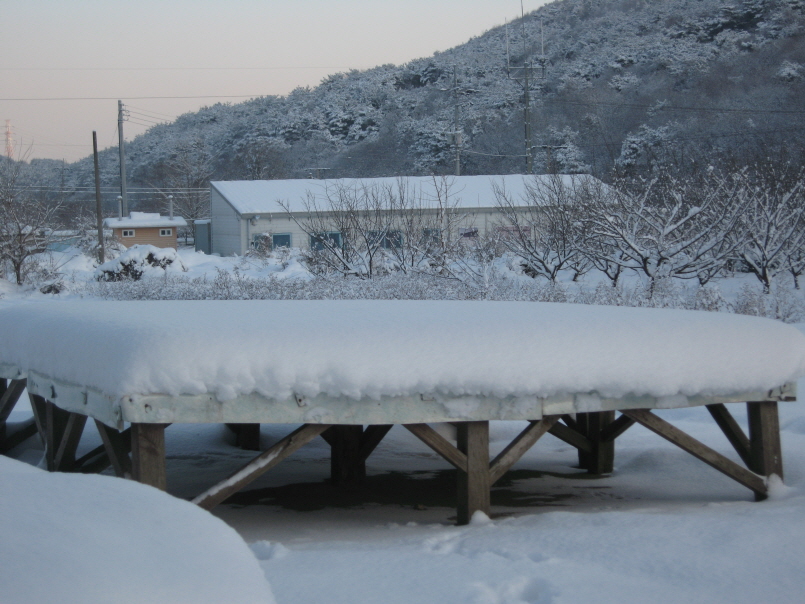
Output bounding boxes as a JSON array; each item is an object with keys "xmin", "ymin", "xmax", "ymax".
[{"xmin": 3, "ymin": 247, "xmax": 805, "ymax": 603}]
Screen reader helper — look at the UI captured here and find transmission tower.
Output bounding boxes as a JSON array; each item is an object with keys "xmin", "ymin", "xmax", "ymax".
[
  {"xmin": 5, "ymin": 119, "xmax": 13, "ymax": 159},
  {"xmin": 506, "ymin": 8, "xmax": 549, "ymax": 174}
]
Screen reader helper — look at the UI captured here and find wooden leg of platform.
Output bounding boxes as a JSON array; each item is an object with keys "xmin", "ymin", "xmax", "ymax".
[
  {"xmin": 44, "ymin": 401, "xmax": 71, "ymax": 472},
  {"xmin": 0, "ymin": 379, "xmax": 29, "ymax": 449},
  {"xmin": 131, "ymin": 423, "xmax": 167, "ymax": 491},
  {"xmin": 576, "ymin": 411, "xmax": 615, "ymax": 474},
  {"xmin": 330, "ymin": 425, "xmax": 366, "ymax": 485},
  {"xmin": 747, "ymin": 401, "xmax": 783, "ymax": 501},
  {"xmin": 29, "ymin": 393, "xmax": 48, "ymax": 447},
  {"xmin": 456, "ymin": 421, "xmax": 490, "ymax": 525},
  {"xmin": 226, "ymin": 423, "xmax": 261, "ymax": 451}
]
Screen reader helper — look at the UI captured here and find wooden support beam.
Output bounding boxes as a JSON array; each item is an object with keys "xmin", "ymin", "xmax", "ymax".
[
  {"xmin": 225, "ymin": 423, "xmax": 261, "ymax": 451},
  {"xmin": 456, "ymin": 421, "xmax": 490, "ymax": 525},
  {"xmin": 319, "ymin": 426, "xmax": 336, "ymax": 447},
  {"xmin": 53, "ymin": 412, "xmax": 87, "ymax": 471},
  {"xmin": 330, "ymin": 425, "xmax": 366, "ymax": 485},
  {"xmin": 28, "ymin": 393, "xmax": 48, "ymax": 447},
  {"xmin": 490, "ymin": 417, "xmax": 560, "ymax": 485},
  {"xmin": 131, "ymin": 423, "xmax": 168, "ymax": 490},
  {"xmin": 622, "ymin": 409, "xmax": 767, "ymax": 497},
  {"xmin": 600, "ymin": 414, "xmax": 636, "ymax": 443},
  {"xmin": 358, "ymin": 424, "xmax": 393, "ymax": 462},
  {"xmin": 0, "ymin": 418, "xmax": 38, "ymax": 454},
  {"xmin": 403, "ymin": 423, "xmax": 467, "ymax": 472},
  {"xmin": 0, "ymin": 379, "xmax": 26, "ymax": 423},
  {"xmin": 560, "ymin": 414, "xmax": 579, "ymax": 431},
  {"xmin": 706, "ymin": 404, "xmax": 752, "ymax": 467},
  {"xmin": 45, "ymin": 401, "xmax": 71, "ymax": 472},
  {"xmin": 576, "ymin": 411, "xmax": 616, "ymax": 474},
  {"xmin": 73, "ymin": 442, "xmax": 111, "ymax": 474},
  {"xmin": 547, "ymin": 421, "xmax": 592, "ymax": 454},
  {"xmin": 747, "ymin": 401, "xmax": 783, "ymax": 501},
  {"xmin": 193, "ymin": 423, "xmax": 332, "ymax": 511},
  {"xmin": 95, "ymin": 420, "xmax": 132, "ymax": 478}
]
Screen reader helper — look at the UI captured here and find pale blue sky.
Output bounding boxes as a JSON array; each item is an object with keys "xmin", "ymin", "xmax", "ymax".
[{"xmin": 2, "ymin": 0, "xmax": 551, "ymax": 162}]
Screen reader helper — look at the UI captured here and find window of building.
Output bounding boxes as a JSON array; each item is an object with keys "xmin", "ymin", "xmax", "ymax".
[
  {"xmin": 122, "ymin": 229, "xmax": 135, "ymax": 237},
  {"xmin": 460, "ymin": 227, "xmax": 479, "ymax": 238},
  {"xmin": 159, "ymin": 228, "xmax": 173, "ymax": 237},
  {"xmin": 272, "ymin": 233, "xmax": 292, "ymax": 249},
  {"xmin": 421, "ymin": 228, "xmax": 441, "ymax": 244},
  {"xmin": 367, "ymin": 230, "xmax": 402, "ymax": 250},
  {"xmin": 310, "ymin": 232, "xmax": 342, "ymax": 251},
  {"xmin": 252, "ymin": 232, "xmax": 293, "ymax": 252}
]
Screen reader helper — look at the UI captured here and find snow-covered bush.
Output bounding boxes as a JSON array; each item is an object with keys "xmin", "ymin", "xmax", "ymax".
[{"xmin": 95, "ymin": 245, "xmax": 187, "ymax": 282}]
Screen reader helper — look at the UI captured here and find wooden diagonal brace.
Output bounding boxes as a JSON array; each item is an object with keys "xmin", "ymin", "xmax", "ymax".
[
  {"xmin": 0, "ymin": 379, "xmax": 27, "ymax": 423},
  {"xmin": 622, "ymin": 409, "xmax": 766, "ymax": 497},
  {"xmin": 359, "ymin": 424, "xmax": 393, "ymax": 462},
  {"xmin": 193, "ymin": 423, "xmax": 332, "ymax": 511},
  {"xmin": 489, "ymin": 417, "xmax": 560, "ymax": 485},
  {"xmin": 54, "ymin": 412, "xmax": 87, "ymax": 471},
  {"xmin": 706, "ymin": 404, "xmax": 752, "ymax": 467},
  {"xmin": 403, "ymin": 423, "xmax": 467, "ymax": 473},
  {"xmin": 95, "ymin": 420, "xmax": 133, "ymax": 478},
  {"xmin": 548, "ymin": 421, "xmax": 592, "ymax": 454},
  {"xmin": 600, "ymin": 414, "xmax": 636, "ymax": 443}
]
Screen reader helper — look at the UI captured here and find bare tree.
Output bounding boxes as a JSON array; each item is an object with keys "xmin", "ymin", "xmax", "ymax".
[
  {"xmin": 494, "ymin": 175, "xmax": 589, "ymax": 282},
  {"xmin": 731, "ymin": 165, "xmax": 805, "ymax": 293},
  {"xmin": 581, "ymin": 169, "xmax": 746, "ymax": 294},
  {"xmin": 154, "ymin": 136, "xmax": 215, "ymax": 241},
  {"xmin": 0, "ymin": 156, "xmax": 64, "ymax": 285},
  {"xmin": 279, "ymin": 176, "xmax": 468, "ymax": 279}
]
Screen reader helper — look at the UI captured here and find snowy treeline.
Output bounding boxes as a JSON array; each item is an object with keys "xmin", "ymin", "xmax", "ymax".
[
  {"xmin": 8, "ymin": 0, "xmax": 805, "ymax": 212},
  {"xmin": 252, "ymin": 168, "xmax": 805, "ymax": 295}
]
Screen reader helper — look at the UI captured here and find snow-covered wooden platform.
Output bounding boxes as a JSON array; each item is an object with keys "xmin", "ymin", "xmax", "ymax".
[{"xmin": 1, "ymin": 299, "xmax": 804, "ymax": 522}]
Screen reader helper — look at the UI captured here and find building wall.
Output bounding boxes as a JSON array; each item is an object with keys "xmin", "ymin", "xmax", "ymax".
[
  {"xmin": 237, "ymin": 207, "xmax": 508, "ymax": 254},
  {"xmin": 113, "ymin": 227, "xmax": 178, "ymax": 249},
  {"xmin": 211, "ymin": 186, "xmax": 247, "ymax": 255}
]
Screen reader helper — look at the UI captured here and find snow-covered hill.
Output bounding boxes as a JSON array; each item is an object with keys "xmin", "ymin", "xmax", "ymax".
[{"xmin": 16, "ymin": 0, "xmax": 805, "ymax": 210}]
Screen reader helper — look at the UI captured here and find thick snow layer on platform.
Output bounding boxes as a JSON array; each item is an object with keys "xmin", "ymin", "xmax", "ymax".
[
  {"xmin": 0, "ymin": 300, "xmax": 803, "ymax": 402},
  {"xmin": 0, "ymin": 455, "xmax": 275, "ymax": 604}
]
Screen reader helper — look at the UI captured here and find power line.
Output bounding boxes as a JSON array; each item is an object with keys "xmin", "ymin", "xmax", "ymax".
[
  {"xmin": 0, "ymin": 66, "xmax": 356, "ymax": 71},
  {"xmin": 0, "ymin": 94, "xmax": 267, "ymax": 101}
]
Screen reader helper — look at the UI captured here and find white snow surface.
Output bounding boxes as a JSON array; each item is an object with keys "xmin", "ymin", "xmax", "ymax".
[
  {"xmin": 0, "ymin": 455, "xmax": 275, "ymax": 604},
  {"xmin": 103, "ymin": 212, "xmax": 188, "ymax": 228},
  {"xmin": 0, "ymin": 299, "xmax": 803, "ymax": 403},
  {"xmin": 212, "ymin": 174, "xmax": 598, "ymax": 215}
]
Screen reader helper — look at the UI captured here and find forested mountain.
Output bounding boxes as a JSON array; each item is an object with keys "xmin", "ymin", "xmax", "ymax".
[{"xmin": 16, "ymin": 0, "xmax": 805, "ymax": 214}]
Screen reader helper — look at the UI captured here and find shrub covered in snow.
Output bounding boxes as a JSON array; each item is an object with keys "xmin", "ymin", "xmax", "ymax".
[{"xmin": 94, "ymin": 245, "xmax": 187, "ymax": 282}]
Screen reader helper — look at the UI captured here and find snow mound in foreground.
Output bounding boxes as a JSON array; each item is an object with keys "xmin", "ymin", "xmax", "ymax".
[{"xmin": 0, "ymin": 456, "xmax": 275, "ymax": 604}]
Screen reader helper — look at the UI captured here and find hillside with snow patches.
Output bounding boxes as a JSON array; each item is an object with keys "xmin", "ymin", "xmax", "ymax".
[{"xmin": 16, "ymin": 0, "xmax": 805, "ymax": 211}]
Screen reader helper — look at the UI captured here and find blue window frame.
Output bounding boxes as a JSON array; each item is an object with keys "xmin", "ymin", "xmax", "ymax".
[{"xmin": 272, "ymin": 233, "xmax": 292, "ymax": 248}]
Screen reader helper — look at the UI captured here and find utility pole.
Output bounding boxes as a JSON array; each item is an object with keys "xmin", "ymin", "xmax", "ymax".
[
  {"xmin": 118, "ymin": 100, "xmax": 129, "ymax": 216},
  {"xmin": 506, "ymin": 8, "xmax": 549, "ymax": 175},
  {"xmin": 523, "ymin": 62, "xmax": 533, "ymax": 174},
  {"xmin": 92, "ymin": 131, "xmax": 105, "ymax": 263},
  {"xmin": 4, "ymin": 120, "xmax": 13, "ymax": 159},
  {"xmin": 453, "ymin": 67, "xmax": 461, "ymax": 176}
]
